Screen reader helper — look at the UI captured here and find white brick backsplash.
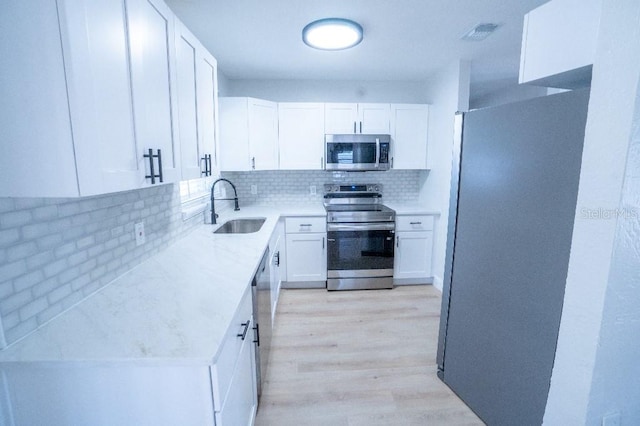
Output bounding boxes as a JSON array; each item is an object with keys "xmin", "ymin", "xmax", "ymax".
[
  {"xmin": 217, "ymin": 170, "xmax": 423, "ymax": 206},
  {"xmin": 0, "ymin": 260, "xmax": 27, "ymax": 281},
  {"xmin": 19, "ymin": 297, "xmax": 48, "ymax": 322},
  {"xmin": 0, "ymin": 199, "xmax": 15, "ymax": 213},
  {"xmin": 0, "ymin": 183, "xmax": 199, "ymax": 348},
  {"xmin": 0, "ymin": 229, "xmax": 20, "ymax": 246},
  {"xmin": 13, "ymin": 270, "xmax": 44, "ymax": 293},
  {"xmin": 0, "ymin": 171, "xmax": 415, "ymax": 348},
  {"xmin": 0, "ymin": 210, "xmax": 32, "ymax": 229},
  {"xmin": 32, "ymin": 205, "xmax": 58, "ymax": 221}
]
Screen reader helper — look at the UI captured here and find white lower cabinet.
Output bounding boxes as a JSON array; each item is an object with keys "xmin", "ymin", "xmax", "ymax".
[
  {"xmin": 214, "ymin": 316, "xmax": 257, "ymax": 426},
  {"xmin": 394, "ymin": 215, "xmax": 435, "ymax": 284},
  {"xmin": 0, "ymin": 286, "xmax": 257, "ymax": 426},
  {"xmin": 269, "ymin": 219, "xmax": 285, "ymax": 322},
  {"xmin": 284, "ymin": 217, "xmax": 327, "ymax": 287},
  {"xmin": 211, "ymin": 286, "xmax": 257, "ymax": 425}
]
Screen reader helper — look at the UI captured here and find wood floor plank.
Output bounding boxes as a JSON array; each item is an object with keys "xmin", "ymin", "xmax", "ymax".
[{"xmin": 255, "ymin": 285, "xmax": 484, "ymax": 425}]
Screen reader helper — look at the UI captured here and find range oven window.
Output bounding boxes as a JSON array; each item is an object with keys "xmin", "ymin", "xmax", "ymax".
[{"xmin": 327, "ymin": 229, "xmax": 394, "ymax": 271}]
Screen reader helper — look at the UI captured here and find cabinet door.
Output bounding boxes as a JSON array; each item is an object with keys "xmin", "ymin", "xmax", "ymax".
[
  {"xmin": 394, "ymin": 231, "xmax": 433, "ymax": 279},
  {"xmin": 1, "ymin": 0, "xmax": 82, "ymax": 197},
  {"xmin": 358, "ymin": 103, "xmax": 390, "ymax": 134},
  {"xmin": 248, "ymin": 98, "xmax": 279, "ymax": 170},
  {"xmin": 325, "ymin": 103, "xmax": 358, "ymax": 134},
  {"xmin": 390, "ymin": 104, "xmax": 429, "ymax": 169},
  {"xmin": 197, "ymin": 50, "xmax": 218, "ymax": 171},
  {"xmin": 127, "ymin": 0, "xmax": 180, "ymax": 184},
  {"xmin": 175, "ymin": 22, "xmax": 201, "ymax": 180},
  {"xmin": 219, "ymin": 98, "xmax": 250, "ymax": 171},
  {"xmin": 215, "ymin": 321, "xmax": 257, "ymax": 426},
  {"xmin": 285, "ymin": 233, "xmax": 327, "ymax": 282},
  {"xmin": 519, "ymin": 0, "xmax": 600, "ymax": 88},
  {"xmin": 278, "ymin": 103, "xmax": 325, "ymax": 170},
  {"xmin": 270, "ymin": 238, "xmax": 280, "ymax": 322},
  {"xmin": 61, "ymin": 0, "xmax": 142, "ymax": 196}
]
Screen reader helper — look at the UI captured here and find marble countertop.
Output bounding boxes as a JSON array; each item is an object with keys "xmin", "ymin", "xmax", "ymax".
[{"xmin": 0, "ymin": 205, "xmax": 325, "ymax": 365}]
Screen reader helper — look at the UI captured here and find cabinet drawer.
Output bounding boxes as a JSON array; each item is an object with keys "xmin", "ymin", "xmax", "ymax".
[
  {"xmin": 285, "ymin": 216, "xmax": 326, "ymax": 233},
  {"xmin": 212, "ymin": 286, "xmax": 253, "ymax": 410},
  {"xmin": 396, "ymin": 215, "xmax": 434, "ymax": 232}
]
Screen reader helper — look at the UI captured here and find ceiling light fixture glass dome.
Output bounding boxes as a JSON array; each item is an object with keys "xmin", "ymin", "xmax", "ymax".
[{"xmin": 302, "ymin": 18, "xmax": 363, "ymax": 51}]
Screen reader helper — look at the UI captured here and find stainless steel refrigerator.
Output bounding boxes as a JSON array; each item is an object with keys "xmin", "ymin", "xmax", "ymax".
[{"xmin": 436, "ymin": 88, "xmax": 590, "ymax": 425}]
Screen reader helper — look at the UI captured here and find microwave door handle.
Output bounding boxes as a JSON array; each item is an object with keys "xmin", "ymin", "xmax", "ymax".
[{"xmin": 375, "ymin": 138, "xmax": 380, "ymax": 167}]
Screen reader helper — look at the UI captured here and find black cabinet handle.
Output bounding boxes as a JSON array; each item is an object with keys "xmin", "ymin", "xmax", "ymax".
[
  {"xmin": 275, "ymin": 251, "xmax": 280, "ymax": 267},
  {"xmin": 144, "ymin": 149, "xmax": 163, "ymax": 184},
  {"xmin": 409, "ymin": 222, "xmax": 422, "ymax": 225},
  {"xmin": 359, "ymin": 121, "xmax": 362, "ymax": 133},
  {"xmin": 201, "ymin": 153, "xmax": 212, "ymax": 176},
  {"xmin": 353, "ymin": 121, "xmax": 356, "ymax": 134},
  {"xmin": 253, "ymin": 323, "xmax": 260, "ymax": 346},
  {"xmin": 237, "ymin": 320, "xmax": 250, "ymax": 340}
]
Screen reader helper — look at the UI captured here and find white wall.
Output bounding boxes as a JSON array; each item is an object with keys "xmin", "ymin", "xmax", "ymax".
[
  {"xmin": 217, "ymin": 70, "xmax": 231, "ymax": 97},
  {"xmin": 470, "ymin": 81, "xmax": 549, "ymax": 109},
  {"xmin": 225, "ymin": 79, "xmax": 429, "ymax": 103},
  {"xmin": 419, "ymin": 60, "xmax": 470, "ymax": 290},
  {"xmin": 543, "ymin": 0, "xmax": 640, "ymax": 424}
]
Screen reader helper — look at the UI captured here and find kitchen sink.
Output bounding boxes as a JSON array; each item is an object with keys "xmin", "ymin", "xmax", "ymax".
[{"xmin": 213, "ymin": 218, "xmax": 266, "ymax": 234}]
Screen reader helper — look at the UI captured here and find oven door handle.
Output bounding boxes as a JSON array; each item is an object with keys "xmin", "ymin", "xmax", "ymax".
[{"xmin": 327, "ymin": 223, "xmax": 396, "ymax": 232}]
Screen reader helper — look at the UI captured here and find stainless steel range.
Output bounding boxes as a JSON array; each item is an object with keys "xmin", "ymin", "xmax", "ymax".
[{"xmin": 324, "ymin": 184, "xmax": 395, "ymax": 291}]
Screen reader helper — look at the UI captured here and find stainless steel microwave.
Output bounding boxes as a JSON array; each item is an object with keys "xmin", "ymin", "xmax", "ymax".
[{"xmin": 325, "ymin": 134, "xmax": 391, "ymax": 171}]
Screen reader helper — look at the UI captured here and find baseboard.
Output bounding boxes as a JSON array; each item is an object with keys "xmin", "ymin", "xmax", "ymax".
[
  {"xmin": 281, "ymin": 281, "xmax": 326, "ymax": 289},
  {"xmin": 393, "ymin": 277, "xmax": 434, "ymax": 286},
  {"xmin": 433, "ymin": 276, "xmax": 443, "ymax": 292}
]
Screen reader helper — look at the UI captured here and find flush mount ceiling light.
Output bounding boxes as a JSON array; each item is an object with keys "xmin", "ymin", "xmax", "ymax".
[{"xmin": 302, "ymin": 18, "xmax": 363, "ymax": 51}]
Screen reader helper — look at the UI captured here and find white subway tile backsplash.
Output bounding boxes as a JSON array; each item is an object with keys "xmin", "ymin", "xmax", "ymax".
[
  {"xmin": 221, "ymin": 170, "xmax": 425, "ymax": 206},
  {"xmin": 0, "ymin": 184, "xmax": 199, "ymax": 348}
]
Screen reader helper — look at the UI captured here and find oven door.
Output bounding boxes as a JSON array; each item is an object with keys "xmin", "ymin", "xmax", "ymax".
[
  {"xmin": 325, "ymin": 142, "xmax": 378, "ymax": 171},
  {"xmin": 326, "ymin": 223, "xmax": 395, "ymax": 277}
]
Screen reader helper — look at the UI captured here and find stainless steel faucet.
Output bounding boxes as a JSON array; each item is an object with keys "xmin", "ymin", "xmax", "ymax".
[{"xmin": 210, "ymin": 178, "xmax": 240, "ymax": 224}]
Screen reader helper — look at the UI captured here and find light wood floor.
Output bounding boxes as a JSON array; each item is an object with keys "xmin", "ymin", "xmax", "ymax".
[{"xmin": 255, "ymin": 285, "xmax": 484, "ymax": 426}]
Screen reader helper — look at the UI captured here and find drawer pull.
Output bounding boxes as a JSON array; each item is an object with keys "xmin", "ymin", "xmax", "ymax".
[
  {"xmin": 300, "ymin": 224, "xmax": 312, "ymax": 228},
  {"xmin": 409, "ymin": 222, "xmax": 422, "ymax": 225},
  {"xmin": 237, "ymin": 320, "xmax": 250, "ymax": 340}
]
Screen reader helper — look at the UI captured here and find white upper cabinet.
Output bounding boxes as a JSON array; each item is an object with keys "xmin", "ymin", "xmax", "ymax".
[
  {"xmin": 325, "ymin": 103, "xmax": 390, "ymax": 134},
  {"xmin": 390, "ymin": 104, "xmax": 430, "ymax": 170},
  {"xmin": 358, "ymin": 103, "xmax": 391, "ymax": 134},
  {"xmin": 219, "ymin": 98, "xmax": 278, "ymax": 171},
  {"xmin": 0, "ymin": 0, "xmax": 188, "ymax": 197},
  {"xmin": 278, "ymin": 103, "xmax": 325, "ymax": 170},
  {"xmin": 249, "ymin": 99, "xmax": 279, "ymax": 170},
  {"xmin": 197, "ymin": 51, "xmax": 218, "ymax": 176},
  {"xmin": 127, "ymin": 0, "xmax": 180, "ymax": 184},
  {"xmin": 519, "ymin": 0, "xmax": 602, "ymax": 89},
  {"xmin": 1, "ymin": 0, "xmax": 144, "ymax": 197},
  {"xmin": 324, "ymin": 103, "xmax": 358, "ymax": 133},
  {"xmin": 175, "ymin": 20, "xmax": 218, "ymax": 180}
]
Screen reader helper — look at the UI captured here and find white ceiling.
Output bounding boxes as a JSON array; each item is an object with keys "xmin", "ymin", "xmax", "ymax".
[{"xmin": 165, "ymin": 0, "xmax": 548, "ymax": 95}]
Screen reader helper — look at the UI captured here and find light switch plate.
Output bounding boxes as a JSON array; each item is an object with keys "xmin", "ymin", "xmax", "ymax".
[
  {"xmin": 251, "ymin": 185, "xmax": 258, "ymax": 195},
  {"xmin": 310, "ymin": 185, "xmax": 316, "ymax": 195},
  {"xmin": 135, "ymin": 222, "xmax": 145, "ymax": 246}
]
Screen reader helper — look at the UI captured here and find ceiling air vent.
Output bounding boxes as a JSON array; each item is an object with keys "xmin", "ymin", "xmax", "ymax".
[{"xmin": 461, "ymin": 23, "xmax": 500, "ymax": 41}]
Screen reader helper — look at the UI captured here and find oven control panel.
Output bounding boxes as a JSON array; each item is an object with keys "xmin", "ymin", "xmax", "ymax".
[{"xmin": 324, "ymin": 184, "xmax": 381, "ymax": 194}]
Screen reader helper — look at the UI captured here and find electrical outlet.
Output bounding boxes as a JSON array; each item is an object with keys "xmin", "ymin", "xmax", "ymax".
[
  {"xmin": 251, "ymin": 185, "xmax": 258, "ymax": 195},
  {"xmin": 310, "ymin": 185, "xmax": 316, "ymax": 195},
  {"xmin": 135, "ymin": 222, "xmax": 146, "ymax": 246}
]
